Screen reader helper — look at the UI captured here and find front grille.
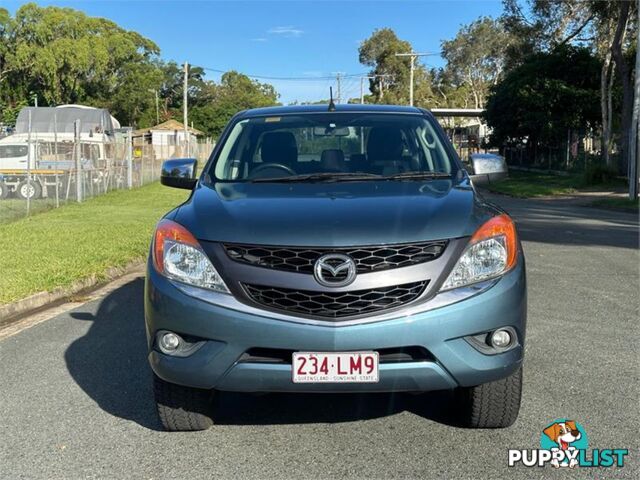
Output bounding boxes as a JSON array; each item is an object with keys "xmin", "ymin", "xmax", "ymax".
[
  {"xmin": 243, "ymin": 281, "xmax": 428, "ymax": 319},
  {"xmin": 224, "ymin": 241, "xmax": 447, "ymax": 274}
]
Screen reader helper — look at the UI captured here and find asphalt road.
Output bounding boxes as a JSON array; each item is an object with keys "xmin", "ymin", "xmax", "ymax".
[{"xmin": 1, "ymin": 194, "xmax": 638, "ymax": 479}]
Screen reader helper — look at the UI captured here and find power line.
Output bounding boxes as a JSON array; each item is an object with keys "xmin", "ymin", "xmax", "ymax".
[
  {"xmin": 341, "ymin": 77, "xmax": 358, "ymax": 103},
  {"xmin": 201, "ymin": 66, "xmax": 367, "ymax": 82}
]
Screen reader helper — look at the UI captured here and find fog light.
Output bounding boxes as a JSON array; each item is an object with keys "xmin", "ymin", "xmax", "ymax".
[
  {"xmin": 159, "ymin": 332, "xmax": 181, "ymax": 353},
  {"xmin": 490, "ymin": 329, "xmax": 512, "ymax": 349}
]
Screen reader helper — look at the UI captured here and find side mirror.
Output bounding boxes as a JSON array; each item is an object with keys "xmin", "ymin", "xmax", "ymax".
[
  {"xmin": 160, "ymin": 158, "xmax": 198, "ymax": 190},
  {"xmin": 468, "ymin": 154, "xmax": 508, "ymax": 185}
]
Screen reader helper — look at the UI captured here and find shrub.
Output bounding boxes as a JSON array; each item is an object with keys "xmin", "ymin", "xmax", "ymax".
[{"xmin": 583, "ymin": 163, "xmax": 619, "ymax": 185}]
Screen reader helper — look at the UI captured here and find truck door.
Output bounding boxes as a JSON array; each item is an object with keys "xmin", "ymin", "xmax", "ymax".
[{"xmin": 0, "ymin": 144, "xmax": 29, "ymax": 170}]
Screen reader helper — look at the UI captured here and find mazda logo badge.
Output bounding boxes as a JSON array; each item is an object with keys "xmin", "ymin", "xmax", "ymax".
[{"xmin": 314, "ymin": 253, "xmax": 357, "ymax": 287}]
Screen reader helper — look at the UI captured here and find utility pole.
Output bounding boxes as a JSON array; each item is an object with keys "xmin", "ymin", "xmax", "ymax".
[
  {"xmin": 395, "ymin": 52, "xmax": 433, "ymax": 106},
  {"xmin": 183, "ymin": 61, "xmax": 189, "ymax": 157},
  {"xmin": 332, "ymin": 72, "xmax": 348, "ymax": 103},
  {"xmin": 334, "ymin": 72, "xmax": 343, "ymax": 104}
]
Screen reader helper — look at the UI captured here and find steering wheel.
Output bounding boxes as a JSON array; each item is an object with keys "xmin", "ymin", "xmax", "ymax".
[{"xmin": 248, "ymin": 163, "xmax": 296, "ymax": 179}]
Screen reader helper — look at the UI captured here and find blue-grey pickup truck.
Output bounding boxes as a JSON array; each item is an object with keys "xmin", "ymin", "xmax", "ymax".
[{"xmin": 145, "ymin": 104, "xmax": 526, "ymax": 431}]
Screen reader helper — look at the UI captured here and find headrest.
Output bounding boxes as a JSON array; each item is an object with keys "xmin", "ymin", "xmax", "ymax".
[
  {"xmin": 366, "ymin": 127, "xmax": 403, "ymax": 163},
  {"xmin": 261, "ymin": 132, "xmax": 298, "ymax": 165},
  {"xmin": 320, "ymin": 149, "xmax": 346, "ymax": 171}
]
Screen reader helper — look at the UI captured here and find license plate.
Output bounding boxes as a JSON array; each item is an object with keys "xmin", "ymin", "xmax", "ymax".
[{"xmin": 292, "ymin": 352, "xmax": 379, "ymax": 383}]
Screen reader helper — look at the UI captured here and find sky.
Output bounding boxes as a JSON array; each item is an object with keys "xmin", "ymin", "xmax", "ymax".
[{"xmin": 3, "ymin": 0, "xmax": 504, "ymax": 104}]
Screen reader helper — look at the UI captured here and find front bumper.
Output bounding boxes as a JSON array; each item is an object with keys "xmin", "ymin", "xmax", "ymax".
[{"xmin": 145, "ymin": 256, "xmax": 526, "ymax": 392}]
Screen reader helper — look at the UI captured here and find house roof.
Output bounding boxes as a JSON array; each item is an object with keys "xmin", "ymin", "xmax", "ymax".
[{"xmin": 134, "ymin": 119, "xmax": 204, "ymax": 136}]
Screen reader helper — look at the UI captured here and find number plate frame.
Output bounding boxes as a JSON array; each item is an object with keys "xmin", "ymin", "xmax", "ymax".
[{"xmin": 292, "ymin": 351, "xmax": 380, "ymax": 383}]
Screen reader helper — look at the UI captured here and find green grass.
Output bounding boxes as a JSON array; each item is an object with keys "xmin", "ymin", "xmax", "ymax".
[
  {"xmin": 591, "ymin": 197, "xmax": 639, "ymax": 212},
  {"xmin": 0, "ymin": 198, "xmax": 59, "ymax": 225},
  {"xmin": 486, "ymin": 170, "xmax": 624, "ymax": 198},
  {"xmin": 485, "ymin": 171, "xmax": 582, "ymax": 197},
  {"xmin": 0, "ymin": 183, "xmax": 188, "ymax": 305}
]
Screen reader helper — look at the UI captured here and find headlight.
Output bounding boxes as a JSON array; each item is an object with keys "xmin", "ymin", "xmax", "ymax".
[
  {"xmin": 441, "ymin": 214, "xmax": 517, "ymax": 291},
  {"xmin": 153, "ymin": 219, "xmax": 230, "ymax": 294}
]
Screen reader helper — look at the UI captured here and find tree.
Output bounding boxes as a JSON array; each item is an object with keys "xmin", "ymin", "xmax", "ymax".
[
  {"xmin": 501, "ymin": 0, "xmax": 595, "ymax": 67},
  {"xmin": 0, "ymin": 7, "xmax": 16, "ymax": 123},
  {"xmin": 440, "ymin": 17, "xmax": 511, "ymax": 109},
  {"xmin": 9, "ymin": 4, "xmax": 159, "ymax": 104},
  {"xmin": 99, "ymin": 61, "xmax": 164, "ymax": 127},
  {"xmin": 157, "ymin": 61, "xmax": 209, "ymax": 120},
  {"xmin": 0, "ymin": 3, "xmax": 162, "ymax": 127},
  {"xmin": 358, "ymin": 28, "xmax": 435, "ymax": 105},
  {"xmin": 605, "ymin": 1, "xmax": 636, "ymax": 174},
  {"xmin": 485, "ymin": 46, "xmax": 601, "ymax": 152},
  {"xmin": 0, "ymin": 8, "xmax": 12, "ymax": 84},
  {"xmin": 189, "ymin": 71, "xmax": 279, "ymax": 138},
  {"xmin": 0, "ymin": 4, "xmax": 281, "ymax": 134},
  {"xmin": 502, "ymin": 0, "xmax": 638, "ymax": 173}
]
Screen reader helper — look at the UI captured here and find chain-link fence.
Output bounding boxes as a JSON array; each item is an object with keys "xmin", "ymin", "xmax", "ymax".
[
  {"xmin": 501, "ymin": 130, "xmax": 605, "ymax": 173},
  {"xmin": 0, "ymin": 126, "xmax": 214, "ymax": 225}
]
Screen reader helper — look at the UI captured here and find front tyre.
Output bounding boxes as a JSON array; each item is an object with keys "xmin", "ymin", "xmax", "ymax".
[
  {"xmin": 153, "ymin": 374, "xmax": 215, "ymax": 431},
  {"xmin": 455, "ymin": 366, "xmax": 522, "ymax": 428},
  {"xmin": 16, "ymin": 180, "xmax": 42, "ymax": 200}
]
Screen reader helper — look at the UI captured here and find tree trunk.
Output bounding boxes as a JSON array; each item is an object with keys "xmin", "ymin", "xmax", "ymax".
[
  {"xmin": 466, "ymin": 68, "xmax": 480, "ymax": 109},
  {"xmin": 601, "ymin": 53, "xmax": 614, "ymax": 166},
  {"xmin": 610, "ymin": 1, "xmax": 632, "ymax": 175}
]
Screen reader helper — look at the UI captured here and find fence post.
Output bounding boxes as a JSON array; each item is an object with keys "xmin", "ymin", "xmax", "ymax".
[
  {"xmin": 26, "ymin": 109, "xmax": 32, "ymax": 216},
  {"xmin": 74, "ymin": 119, "xmax": 82, "ymax": 202},
  {"xmin": 126, "ymin": 129, "xmax": 133, "ymax": 189},
  {"xmin": 54, "ymin": 111, "xmax": 60, "ymax": 208}
]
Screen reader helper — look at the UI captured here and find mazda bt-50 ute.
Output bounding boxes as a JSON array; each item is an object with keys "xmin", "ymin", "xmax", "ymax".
[{"xmin": 145, "ymin": 104, "xmax": 526, "ymax": 431}]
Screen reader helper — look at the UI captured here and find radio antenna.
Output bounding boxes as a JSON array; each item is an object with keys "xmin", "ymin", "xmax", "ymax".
[{"xmin": 328, "ymin": 87, "xmax": 336, "ymax": 111}]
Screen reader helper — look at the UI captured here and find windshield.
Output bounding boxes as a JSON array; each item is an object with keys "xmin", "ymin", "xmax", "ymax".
[{"xmin": 210, "ymin": 113, "xmax": 457, "ymax": 182}]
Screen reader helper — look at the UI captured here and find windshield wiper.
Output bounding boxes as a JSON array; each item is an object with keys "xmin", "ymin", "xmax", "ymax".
[
  {"xmin": 383, "ymin": 171, "xmax": 452, "ymax": 180},
  {"xmin": 250, "ymin": 172, "xmax": 383, "ymax": 183}
]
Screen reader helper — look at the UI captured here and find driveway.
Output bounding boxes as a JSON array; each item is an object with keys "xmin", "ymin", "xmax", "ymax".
[{"xmin": 0, "ymin": 194, "xmax": 638, "ymax": 479}]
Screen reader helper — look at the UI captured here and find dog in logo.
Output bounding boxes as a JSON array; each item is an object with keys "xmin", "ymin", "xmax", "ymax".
[{"xmin": 543, "ymin": 420, "xmax": 582, "ymax": 468}]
